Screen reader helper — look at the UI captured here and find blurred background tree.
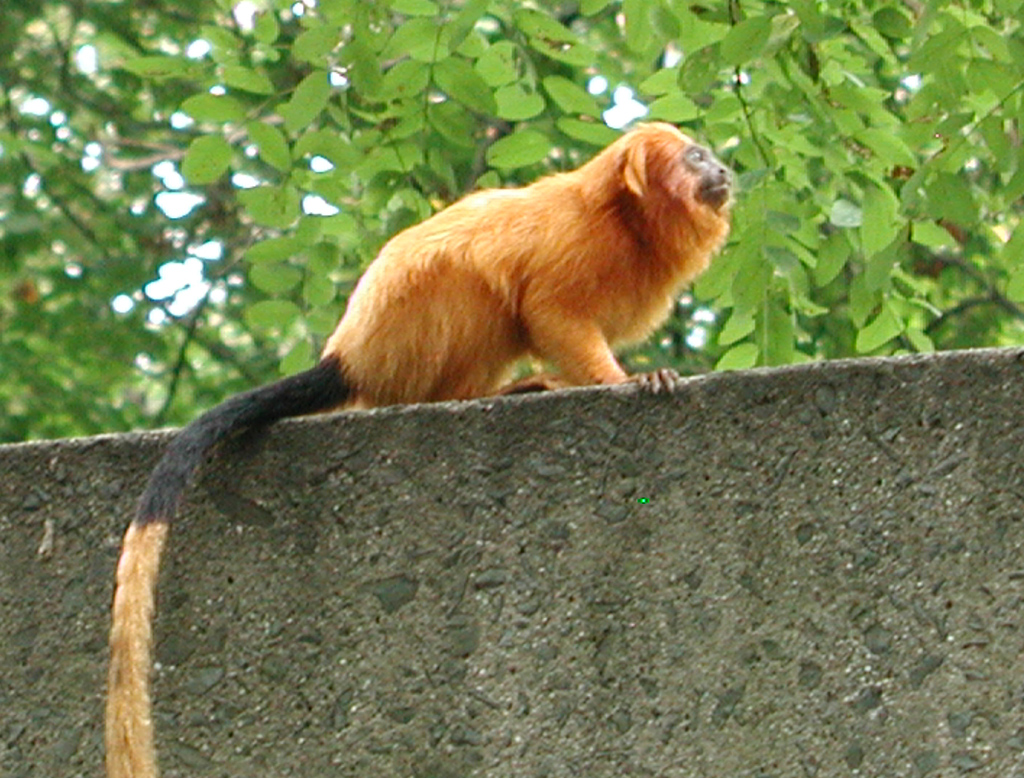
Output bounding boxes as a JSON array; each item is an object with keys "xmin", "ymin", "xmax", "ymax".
[{"xmin": 2, "ymin": 0, "xmax": 1022, "ymax": 442}]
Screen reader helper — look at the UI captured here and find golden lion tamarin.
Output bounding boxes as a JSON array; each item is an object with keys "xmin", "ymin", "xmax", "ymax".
[{"xmin": 105, "ymin": 122, "xmax": 731, "ymax": 778}]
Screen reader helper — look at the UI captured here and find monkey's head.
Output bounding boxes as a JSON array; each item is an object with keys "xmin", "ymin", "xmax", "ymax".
[
  {"xmin": 611, "ymin": 122, "xmax": 732, "ymax": 271},
  {"xmin": 621, "ymin": 123, "xmax": 732, "ymax": 215}
]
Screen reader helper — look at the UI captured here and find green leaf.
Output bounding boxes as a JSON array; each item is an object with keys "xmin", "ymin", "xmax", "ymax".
[
  {"xmin": 485, "ymin": 130, "xmax": 552, "ymax": 169},
  {"xmin": 495, "ymin": 83, "xmax": 545, "ymax": 120},
  {"xmin": 246, "ymin": 121, "xmax": 291, "ymax": 172},
  {"xmin": 766, "ymin": 210, "xmax": 801, "ymax": 235},
  {"xmin": 1005, "ymin": 227, "xmax": 1024, "ymax": 301},
  {"xmin": 812, "ymin": 233, "xmax": 851, "ymax": 287},
  {"xmin": 855, "ymin": 303, "xmax": 902, "ymax": 353},
  {"xmin": 872, "ymin": 7, "xmax": 911, "ymax": 39},
  {"xmin": 911, "ymin": 220, "xmax": 957, "ymax": 250},
  {"xmin": 433, "ymin": 56, "xmax": 497, "ymax": 115},
  {"xmin": 730, "ymin": 241, "xmax": 773, "ymax": 312},
  {"xmin": 249, "ymin": 262, "xmax": 303, "ymax": 293},
  {"xmin": 179, "ymin": 94, "xmax": 245, "ymax": 123},
  {"xmin": 831, "ymin": 84, "xmax": 892, "ymax": 124},
  {"xmin": 181, "ymin": 135, "xmax": 232, "ymax": 184},
  {"xmin": 766, "ymin": 245, "xmax": 800, "ymax": 275},
  {"xmin": 581, "ymin": 0, "xmax": 612, "ymax": 14},
  {"xmin": 648, "ymin": 93, "xmax": 699, "ymax": 122},
  {"xmin": 863, "ymin": 243, "xmax": 896, "ymax": 294},
  {"xmin": 1007, "ymin": 270, "xmax": 1024, "ymax": 303},
  {"xmin": 718, "ymin": 309, "xmax": 756, "ymax": 346},
  {"xmin": 278, "ymin": 71, "xmax": 331, "ymax": 134},
  {"xmin": 855, "ymin": 128, "xmax": 916, "ymax": 167},
  {"xmin": 308, "ymin": 308, "xmax": 343, "ymax": 336},
  {"xmin": 281, "ymin": 342, "xmax": 315, "ymax": 375},
  {"xmin": 380, "ymin": 59, "xmax": 430, "ymax": 100},
  {"xmin": 720, "ymin": 16, "xmax": 771, "ymax": 66},
  {"xmin": 926, "ymin": 173, "xmax": 978, "ymax": 225},
  {"xmin": 716, "ymin": 342, "xmax": 759, "ymax": 370},
  {"xmin": 304, "ymin": 271, "xmax": 335, "ymax": 306},
  {"xmin": 245, "ymin": 236, "xmax": 305, "ymax": 264},
  {"xmin": 293, "ymin": 24, "xmax": 341, "ymax": 63},
  {"xmin": 244, "ymin": 299, "xmax": 302, "ymax": 330},
  {"xmin": 555, "ymin": 118, "xmax": 619, "ymax": 147},
  {"xmin": 307, "ymin": 241, "xmax": 341, "ymax": 274},
  {"xmin": 968, "ymin": 58, "xmax": 1017, "ymax": 98},
  {"xmin": 384, "ymin": 17, "xmax": 450, "ymax": 62},
  {"xmin": 294, "ymin": 129, "xmax": 359, "ymax": 168},
  {"xmin": 515, "ymin": 8, "xmax": 595, "ymax": 66},
  {"xmin": 318, "ymin": 213, "xmax": 361, "ymax": 248},
  {"xmin": 122, "ymin": 55, "xmax": 196, "ymax": 79},
  {"xmin": 789, "ymin": 0, "xmax": 828, "ymax": 43},
  {"xmin": 543, "ymin": 76, "xmax": 600, "ymax": 116},
  {"xmin": 765, "ymin": 298, "xmax": 795, "ymax": 366},
  {"xmin": 860, "ymin": 184, "xmax": 901, "ymax": 257},
  {"xmin": 448, "ymin": 0, "xmax": 489, "ymax": 49},
  {"xmin": 830, "ymin": 199, "xmax": 862, "ymax": 228},
  {"xmin": 980, "ymin": 115, "xmax": 1013, "ymax": 174},
  {"xmin": 345, "ymin": 37, "xmax": 383, "ymax": 98},
  {"xmin": 905, "ymin": 328, "xmax": 935, "ymax": 353},
  {"xmin": 238, "ymin": 184, "xmax": 301, "ymax": 229},
  {"xmin": 674, "ymin": 5, "xmax": 730, "ymax": 50},
  {"xmin": 199, "ymin": 26, "xmax": 241, "ymax": 62},
  {"xmin": 789, "ymin": 288, "xmax": 830, "ymax": 317},
  {"xmin": 428, "ymin": 101, "xmax": 477, "ymax": 148},
  {"xmin": 623, "ymin": 0, "xmax": 653, "ymax": 53},
  {"xmin": 222, "ymin": 65, "xmax": 275, "ymax": 95},
  {"xmin": 970, "ymin": 25, "xmax": 1013, "ymax": 63},
  {"xmin": 848, "ymin": 275, "xmax": 877, "ymax": 328},
  {"xmin": 692, "ymin": 239, "xmax": 738, "ymax": 300},
  {"xmin": 296, "ymin": 213, "xmax": 329, "ymax": 248},
  {"xmin": 514, "ymin": 8, "xmax": 574, "ymax": 41},
  {"xmin": 360, "ymin": 142, "xmax": 424, "ymax": 175},
  {"xmin": 387, "ymin": 113, "xmax": 429, "ymax": 142},
  {"xmin": 638, "ymin": 68, "xmax": 679, "ymax": 96},
  {"xmin": 650, "ymin": 4, "xmax": 681, "ymax": 40},
  {"xmin": 390, "ymin": 0, "xmax": 437, "ymax": 15},
  {"xmin": 475, "ymin": 41, "xmax": 518, "ymax": 86},
  {"xmin": 253, "ymin": 12, "xmax": 280, "ymax": 45}
]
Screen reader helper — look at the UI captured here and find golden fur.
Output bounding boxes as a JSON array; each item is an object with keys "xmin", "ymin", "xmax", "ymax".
[
  {"xmin": 106, "ymin": 122, "xmax": 730, "ymax": 778},
  {"xmin": 107, "ymin": 523, "xmax": 166, "ymax": 778},
  {"xmin": 328, "ymin": 123, "xmax": 730, "ymax": 405}
]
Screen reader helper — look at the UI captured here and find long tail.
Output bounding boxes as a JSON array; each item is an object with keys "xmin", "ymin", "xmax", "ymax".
[{"xmin": 106, "ymin": 355, "xmax": 351, "ymax": 778}]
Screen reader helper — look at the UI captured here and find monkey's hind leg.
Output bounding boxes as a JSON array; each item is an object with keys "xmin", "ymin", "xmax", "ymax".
[{"xmin": 496, "ymin": 372, "xmax": 574, "ymax": 395}]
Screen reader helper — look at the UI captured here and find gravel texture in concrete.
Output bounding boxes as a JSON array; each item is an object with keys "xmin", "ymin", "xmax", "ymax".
[{"xmin": 2, "ymin": 348, "xmax": 1024, "ymax": 777}]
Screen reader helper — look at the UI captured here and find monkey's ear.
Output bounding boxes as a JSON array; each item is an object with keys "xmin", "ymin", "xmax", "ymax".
[{"xmin": 623, "ymin": 141, "xmax": 647, "ymax": 196}]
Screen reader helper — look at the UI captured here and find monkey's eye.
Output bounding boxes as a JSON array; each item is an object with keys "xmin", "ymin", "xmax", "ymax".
[{"xmin": 684, "ymin": 146, "xmax": 710, "ymax": 168}]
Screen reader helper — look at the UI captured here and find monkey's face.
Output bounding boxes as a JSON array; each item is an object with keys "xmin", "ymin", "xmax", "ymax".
[
  {"xmin": 622, "ymin": 125, "xmax": 732, "ymax": 213},
  {"xmin": 683, "ymin": 143, "xmax": 732, "ymax": 210}
]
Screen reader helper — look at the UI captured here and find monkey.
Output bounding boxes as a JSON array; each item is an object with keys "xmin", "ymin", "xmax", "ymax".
[{"xmin": 105, "ymin": 121, "xmax": 731, "ymax": 778}]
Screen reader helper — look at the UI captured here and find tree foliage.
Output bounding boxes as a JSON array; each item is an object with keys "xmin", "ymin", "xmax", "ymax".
[{"xmin": 2, "ymin": 0, "xmax": 1023, "ymax": 442}]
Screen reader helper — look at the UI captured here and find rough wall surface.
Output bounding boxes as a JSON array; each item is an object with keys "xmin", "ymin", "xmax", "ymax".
[{"xmin": 2, "ymin": 348, "xmax": 1024, "ymax": 778}]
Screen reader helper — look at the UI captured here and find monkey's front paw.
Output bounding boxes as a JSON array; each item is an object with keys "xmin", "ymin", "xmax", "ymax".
[{"xmin": 631, "ymin": 368, "xmax": 684, "ymax": 394}]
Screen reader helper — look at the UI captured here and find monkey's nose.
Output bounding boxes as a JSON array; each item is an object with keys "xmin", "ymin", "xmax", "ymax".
[{"xmin": 700, "ymin": 165, "xmax": 732, "ymax": 207}]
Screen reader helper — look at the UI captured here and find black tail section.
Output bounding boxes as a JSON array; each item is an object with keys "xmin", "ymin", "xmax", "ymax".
[{"xmin": 136, "ymin": 355, "xmax": 350, "ymax": 524}]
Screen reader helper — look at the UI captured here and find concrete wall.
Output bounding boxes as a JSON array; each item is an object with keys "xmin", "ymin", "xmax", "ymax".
[{"xmin": 2, "ymin": 348, "xmax": 1024, "ymax": 778}]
